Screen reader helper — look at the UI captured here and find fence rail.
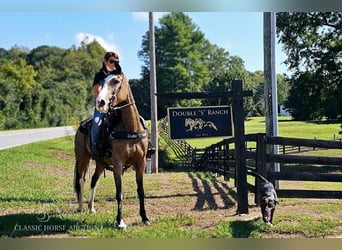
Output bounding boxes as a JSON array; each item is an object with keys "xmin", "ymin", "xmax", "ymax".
[
  {"xmin": 159, "ymin": 117, "xmax": 194, "ymax": 167},
  {"xmin": 194, "ymin": 133, "xmax": 342, "ymax": 201}
]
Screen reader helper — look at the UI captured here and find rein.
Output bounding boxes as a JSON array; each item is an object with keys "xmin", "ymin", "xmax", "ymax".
[{"xmin": 110, "ymin": 101, "xmax": 135, "ymax": 111}]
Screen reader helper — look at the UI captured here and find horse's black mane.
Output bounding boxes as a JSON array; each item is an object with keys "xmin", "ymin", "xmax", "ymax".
[{"xmin": 105, "ymin": 109, "xmax": 122, "ymax": 131}]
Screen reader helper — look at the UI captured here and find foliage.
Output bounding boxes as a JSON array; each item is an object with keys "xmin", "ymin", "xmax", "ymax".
[
  {"xmin": 0, "ymin": 41, "xmax": 106, "ymax": 129},
  {"xmin": 0, "ymin": 12, "xmax": 295, "ymax": 129},
  {"xmin": 137, "ymin": 12, "xmax": 289, "ymax": 119},
  {"xmin": 0, "ymin": 56, "xmax": 38, "ymax": 128},
  {"xmin": 277, "ymin": 12, "xmax": 342, "ymax": 121},
  {"xmin": 186, "ymin": 116, "xmax": 341, "ymax": 148}
]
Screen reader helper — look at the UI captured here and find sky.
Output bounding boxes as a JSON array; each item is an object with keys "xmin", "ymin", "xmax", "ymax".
[{"xmin": 0, "ymin": 12, "xmax": 288, "ymax": 80}]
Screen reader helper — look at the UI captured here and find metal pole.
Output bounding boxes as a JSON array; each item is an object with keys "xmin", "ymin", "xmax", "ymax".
[
  {"xmin": 264, "ymin": 12, "xmax": 279, "ymax": 188},
  {"xmin": 149, "ymin": 12, "xmax": 158, "ymax": 174}
]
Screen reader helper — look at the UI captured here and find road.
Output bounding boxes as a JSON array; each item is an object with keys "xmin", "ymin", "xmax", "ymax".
[{"xmin": 0, "ymin": 126, "xmax": 75, "ymax": 150}]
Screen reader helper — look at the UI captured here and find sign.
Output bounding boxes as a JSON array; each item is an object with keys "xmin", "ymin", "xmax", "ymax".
[{"xmin": 167, "ymin": 106, "xmax": 233, "ymax": 140}]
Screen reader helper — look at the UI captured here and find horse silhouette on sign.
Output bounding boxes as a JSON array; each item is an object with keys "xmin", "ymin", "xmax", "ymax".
[{"xmin": 185, "ymin": 118, "xmax": 218, "ymax": 132}]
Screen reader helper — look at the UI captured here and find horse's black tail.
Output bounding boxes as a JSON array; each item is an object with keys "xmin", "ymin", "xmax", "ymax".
[
  {"xmin": 247, "ymin": 169, "xmax": 270, "ymax": 183},
  {"xmin": 74, "ymin": 160, "xmax": 81, "ymax": 194}
]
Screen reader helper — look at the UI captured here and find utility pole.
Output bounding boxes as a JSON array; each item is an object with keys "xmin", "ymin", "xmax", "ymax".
[
  {"xmin": 264, "ymin": 12, "xmax": 279, "ymax": 188},
  {"xmin": 149, "ymin": 12, "xmax": 158, "ymax": 174}
]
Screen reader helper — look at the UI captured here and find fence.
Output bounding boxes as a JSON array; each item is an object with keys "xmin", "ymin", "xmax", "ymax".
[
  {"xmin": 194, "ymin": 133, "xmax": 342, "ymax": 202},
  {"xmin": 159, "ymin": 117, "xmax": 194, "ymax": 167}
]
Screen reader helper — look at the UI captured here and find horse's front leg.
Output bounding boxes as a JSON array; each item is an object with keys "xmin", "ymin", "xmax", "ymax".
[
  {"xmin": 113, "ymin": 166, "xmax": 126, "ymax": 229},
  {"xmin": 88, "ymin": 161, "xmax": 104, "ymax": 213},
  {"xmin": 74, "ymin": 160, "xmax": 89, "ymax": 213},
  {"xmin": 136, "ymin": 165, "xmax": 150, "ymax": 225}
]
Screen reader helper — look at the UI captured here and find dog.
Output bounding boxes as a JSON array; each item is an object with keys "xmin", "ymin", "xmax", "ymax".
[{"xmin": 247, "ymin": 169, "xmax": 278, "ymax": 226}]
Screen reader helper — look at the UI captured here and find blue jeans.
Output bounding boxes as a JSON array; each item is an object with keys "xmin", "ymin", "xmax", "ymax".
[{"xmin": 91, "ymin": 108, "xmax": 105, "ymax": 150}]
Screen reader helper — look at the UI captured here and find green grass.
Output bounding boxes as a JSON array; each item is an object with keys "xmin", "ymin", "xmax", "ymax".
[
  {"xmin": 0, "ymin": 118, "xmax": 341, "ymax": 238},
  {"xmin": 187, "ymin": 116, "xmax": 341, "ymax": 148},
  {"xmin": 267, "ymin": 214, "xmax": 339, "ymax": 237}
]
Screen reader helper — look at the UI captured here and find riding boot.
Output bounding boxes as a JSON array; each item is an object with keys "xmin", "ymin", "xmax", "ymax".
[
  {"xmin": 147, "ymin": 141, "xmax": 156, "ymax": 157},
  {"xmin": 139, "ymin": 116, "xmax": 156, "ymax": 157},
  {"xmin": 92, "ymin": 143, "xmax": 103, "ymax": 158}
]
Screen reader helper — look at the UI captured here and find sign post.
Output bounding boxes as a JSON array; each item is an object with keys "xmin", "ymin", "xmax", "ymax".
[
  {"xmin": 160, "ymin": 80, "xmax": 251, "ymax": 214},
  {"xmin": 232, "ymin": 80, "xmax": 248, "ymax": 214}
]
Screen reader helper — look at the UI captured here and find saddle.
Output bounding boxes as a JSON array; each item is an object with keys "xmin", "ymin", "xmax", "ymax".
[
  {"xmin": 78, "ymin": 112, "xmax": 154, "ymax": 158},
  {"xmin": 78, "ymin": 117, "xmax": 112, "ymax": 157}
]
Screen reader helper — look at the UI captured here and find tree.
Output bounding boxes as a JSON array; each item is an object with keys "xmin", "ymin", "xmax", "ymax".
[
  {"xmin": 0, "ymin": 57, "xmax": 38, "ymax": 128},
  {"xmin": 277, "ymin": 12, "xmax": 342, "ymax": 120},
  {"xmin": 285, "ymin": 71, "xmax": 324, "ymax": 120},
  {"xmin": 0, "ymin": 40, "xmax": 105, "ymax": 129},
  {"xmin": 138, "ymin": 13, "xmax": 212, "ymax": 117},
  {"xmin": 138, "ymin": 12, "xmax": 260, "ymax": 118},
  {"xmin": 130, "ymin": 78, "xmax": 151, "ymax": 119}
]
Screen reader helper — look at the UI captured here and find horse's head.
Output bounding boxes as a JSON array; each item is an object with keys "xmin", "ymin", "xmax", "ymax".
[{"xmin": 96, "ymin": 74, "xmax": 126, "ymax": 113}]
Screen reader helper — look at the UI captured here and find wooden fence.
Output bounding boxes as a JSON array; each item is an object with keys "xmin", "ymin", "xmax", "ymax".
[
  {"xmin": 194, "ymin": 133, "xmax": 342, "ymax": 202},
  {"xmin": 159, "ymin": 117, "xmax": 194, "ymax": 167}
]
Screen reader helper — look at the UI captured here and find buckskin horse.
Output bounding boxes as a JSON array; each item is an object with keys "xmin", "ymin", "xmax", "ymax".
[{"xmin": 73, "ymin": 74, "xmax": 150, "ymax": 229}]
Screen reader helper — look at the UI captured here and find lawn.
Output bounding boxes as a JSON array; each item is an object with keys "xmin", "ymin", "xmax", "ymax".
[
  {"xmin": 187, "ymin": 116, "xmax": 341, "ymax": 148},
  {"xmin": 0, "ymin": 118, "xmax": 341, "ymax": 238}
]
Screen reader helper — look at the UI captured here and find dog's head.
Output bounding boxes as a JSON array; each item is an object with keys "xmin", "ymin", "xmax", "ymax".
[{"xmin": 261, "ymin": 195, "xmax": 277, "ymax": 223}]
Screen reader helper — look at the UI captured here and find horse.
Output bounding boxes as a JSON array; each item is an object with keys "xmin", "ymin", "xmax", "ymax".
[{"xmin": 73, "ymin": 74, "xmax": 150, "ymax": 229}]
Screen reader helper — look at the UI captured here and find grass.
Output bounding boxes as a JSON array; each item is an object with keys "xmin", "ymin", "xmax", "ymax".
[
  {"xmin": 0, "ymin": 117, "xmax": 341, "ymax": 238},
  {"xmin": 187, "ymin": 116, "xmax": 341, "ymax": 148},
  {"xmin": 267, "ymin": 214, "xmax": 339, "ymax": 237}
]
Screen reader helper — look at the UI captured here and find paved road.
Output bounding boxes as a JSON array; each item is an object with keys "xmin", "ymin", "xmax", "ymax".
[{"xmin": 0, "ymin": 126, "xmax": 76, "ymax": 150}]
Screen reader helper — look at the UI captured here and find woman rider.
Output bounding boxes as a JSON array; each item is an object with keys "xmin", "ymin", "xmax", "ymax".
[{"xmin": 91, "ymin": 51, "xmax": 155, "ymax": 157}]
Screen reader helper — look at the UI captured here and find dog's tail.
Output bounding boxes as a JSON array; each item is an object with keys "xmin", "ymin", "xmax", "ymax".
[{"xmin": 247, "ymin": 169, "xmax": 269, "ymax": 183}]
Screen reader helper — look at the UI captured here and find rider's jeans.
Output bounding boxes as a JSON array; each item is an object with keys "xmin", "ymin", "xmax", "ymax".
[{"xmin": 91, "ymin": 108, "xmax": 105, "ymax": 150}]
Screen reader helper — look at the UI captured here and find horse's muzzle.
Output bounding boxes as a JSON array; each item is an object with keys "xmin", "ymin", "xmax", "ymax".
[
  {"xmin": 99, "ymin": 100, "xmax": 106, "ymax": 108},
  {"xmin": 96, "ymin": 99, "xmax": 108, "ymax": 113}
]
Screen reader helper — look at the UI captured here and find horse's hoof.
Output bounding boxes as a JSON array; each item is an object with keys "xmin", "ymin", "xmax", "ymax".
[
  {"xmin": 76, "ymin": 207, "xmax": 84, "ymax": 213},
  {"xmin": 116, "ymin": 220, "xmax": 127, "ymax": 230},
  {"xmin": 143, "ymin": 220, "xmax": 151, "ymax": 226},
  {"xmin": 89, "ymin": 208, "xmax": 96, "ymax": 214}
]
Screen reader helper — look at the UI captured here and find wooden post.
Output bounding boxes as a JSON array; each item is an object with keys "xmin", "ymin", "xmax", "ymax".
[
  {"xmin": 232, "ymin": 80, "xmax": 248, "ymax": 214},
  {"xmin": 149, "ymin": 12, "xmax": 158, "ymax": 174},
  {"xmin": 224, "ymin": 140, "xmax": 229, "ymax": 181},
  {"xmin": 255, "ymin": 133, "xmax": 267, "ymax": 205}
]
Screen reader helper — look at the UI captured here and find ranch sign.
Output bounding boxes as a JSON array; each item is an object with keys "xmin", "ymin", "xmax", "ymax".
[{"xmin": 167, "ymin": 106, "xmax": 233, "ymax": 140}]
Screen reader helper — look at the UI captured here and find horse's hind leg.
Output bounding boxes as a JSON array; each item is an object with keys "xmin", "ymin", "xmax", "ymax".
[
  {"xmin": 88, "ymin": 162, "xmax": 104, "ymax": 213},
  {"xmin": 74, "ymin": 159, "xmax": 89, "ymax": 212}
]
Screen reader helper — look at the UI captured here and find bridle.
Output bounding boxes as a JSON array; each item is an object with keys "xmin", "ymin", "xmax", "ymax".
[
  {"xmin": 103, "ymin": 75, "xmax": 135, "ymax": 112},
  {"xmin": 102, "ymin": 74, "xmax": 147, "ymax": 140}
]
